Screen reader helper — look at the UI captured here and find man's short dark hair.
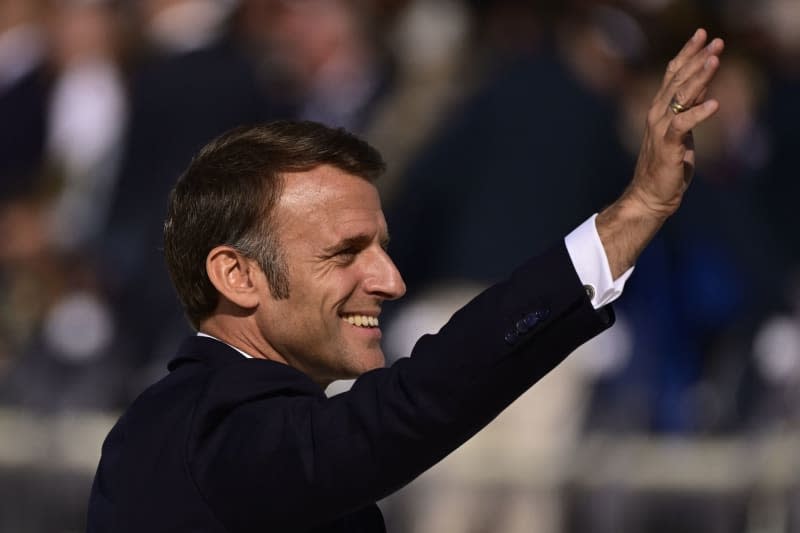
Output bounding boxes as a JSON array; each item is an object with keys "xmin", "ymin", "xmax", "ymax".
[{"xmin": 163, "ymin": 120, "xmax": 386, "ymax": 329}]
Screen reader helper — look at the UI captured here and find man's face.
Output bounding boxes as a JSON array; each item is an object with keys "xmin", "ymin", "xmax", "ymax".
[{"xmin": 254, "ymin": 165, "xmax": 406, "ymax": 385}]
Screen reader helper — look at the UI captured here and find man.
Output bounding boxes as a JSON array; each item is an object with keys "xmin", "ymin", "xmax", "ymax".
[{"xmin": 87, "ymin": 30, "xmax": 724, "ymax": 532}]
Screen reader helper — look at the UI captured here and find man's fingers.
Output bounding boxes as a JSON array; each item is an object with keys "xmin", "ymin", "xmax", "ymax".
[
  {"xmin": 657, "ymin": 38, "xmax": 724, "ymax": 112},
  {"xmin": 672, "ymin": 54, "xmax": 721, "ymax": 110},
  {"xmin": 664, "ymin": 99, "xmax": 720, "ymax": 144},
  {"xmin": 662, "ymin": 29, "xmax": 707, "ymax": 85},
  {"xmin": 624, "ymin": 30, "xmax": 723, "ymax": 222}
]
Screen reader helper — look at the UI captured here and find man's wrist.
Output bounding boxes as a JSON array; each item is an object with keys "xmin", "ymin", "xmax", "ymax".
[
  {"xmin": 596, "ymin": 193, "xmax": 670, "ymax": 279},
  {"xmin": 624, "ymin": 183, "xmax": 683, "ymax": 220}
]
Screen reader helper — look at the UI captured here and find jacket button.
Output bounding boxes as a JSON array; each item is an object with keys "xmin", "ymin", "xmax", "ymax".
[
  {"xmin": 522, "ymin": 313, "xmax": 539, "ymax": 330},
  {"xmin": 504, "ymin": 331, "xmax": 518, "ymax": 345},
  {"xmin": 515, "ymin": 318, "xmax": 529, "ymax": 334},
  {"xmin": 535, "ymin": 308, "xmax": 550, "ymax": 321}
]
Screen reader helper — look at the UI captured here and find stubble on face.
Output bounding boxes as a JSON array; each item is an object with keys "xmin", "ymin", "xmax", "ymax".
[{"xmin": 252, "ymin": 165, "xmax": 405, "ymax": 386}]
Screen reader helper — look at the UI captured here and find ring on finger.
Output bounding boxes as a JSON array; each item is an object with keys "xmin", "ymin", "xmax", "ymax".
[{"xmin": 669, "ymin": 96, "xmax": 690, "ymax": 114}]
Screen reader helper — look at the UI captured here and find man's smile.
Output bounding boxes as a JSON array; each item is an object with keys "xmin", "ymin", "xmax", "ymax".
[{"xmin": 340, "ymin": 314, "xmax": 380, "ymax": 328}]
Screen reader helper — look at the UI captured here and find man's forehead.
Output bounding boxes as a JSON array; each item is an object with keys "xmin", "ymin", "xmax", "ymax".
[
  {"xmin": 275, "ymin": 165, "xmax": 385, "ymax": 236},
  {"xmin": 278, "ymin": 165, "xmax": 380, "ymax": 209}
]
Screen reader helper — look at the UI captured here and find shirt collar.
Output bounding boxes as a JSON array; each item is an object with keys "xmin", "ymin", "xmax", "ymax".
[{"xmin": 196, "ymin": 332, "xmax": 253, "ymax": 359}]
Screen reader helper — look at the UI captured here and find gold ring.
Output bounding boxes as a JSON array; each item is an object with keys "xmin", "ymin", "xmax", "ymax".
[{"xmin": 669, "ymin": 96, "xmax": 690, "ymax": 114}]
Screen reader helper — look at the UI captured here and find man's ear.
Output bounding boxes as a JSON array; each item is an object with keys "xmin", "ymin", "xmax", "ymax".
[{"xmin": 206, "ymin": 246, "xmax": 261, "ymax": 310}]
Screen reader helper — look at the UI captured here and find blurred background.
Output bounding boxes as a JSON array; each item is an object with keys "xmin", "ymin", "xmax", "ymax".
[{"xmin": 1, "ymin": 0, "xmax": 799, "ymax": 531}]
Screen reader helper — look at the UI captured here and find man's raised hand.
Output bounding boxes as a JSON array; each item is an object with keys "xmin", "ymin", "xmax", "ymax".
[
  {"xmin": 597, "ymin": 29, "xmax": 724, "ymax": 279},
  {"xmin": 630, "ymin": 28, "xmax": 724, "ymax": 217}
]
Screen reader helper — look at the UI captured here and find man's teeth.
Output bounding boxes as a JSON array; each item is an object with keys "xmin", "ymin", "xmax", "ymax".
[{"xmin": 343, "ymin": 315, "xmax": 379, "ymax": 327}]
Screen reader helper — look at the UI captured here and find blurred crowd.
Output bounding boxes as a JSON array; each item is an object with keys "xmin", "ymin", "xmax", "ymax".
[{"xmin": 1, "ymin": 0, "xmax": 800, "ymax": 531}]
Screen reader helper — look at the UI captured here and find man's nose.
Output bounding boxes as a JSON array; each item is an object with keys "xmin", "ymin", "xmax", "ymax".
[{"xmin": 365, "ymin": 249, "xmax": 406, "ymax": 301}]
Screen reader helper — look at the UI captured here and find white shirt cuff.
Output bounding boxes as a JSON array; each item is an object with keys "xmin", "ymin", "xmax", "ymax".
[{"xmin": 564, "ymin": 214, "xmax": 633, "ymax": 309}]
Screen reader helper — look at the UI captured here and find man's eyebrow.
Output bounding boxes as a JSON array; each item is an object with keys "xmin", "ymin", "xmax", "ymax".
[
  {"xmin": 323, "ymin": 234, "xmax": 372, "ymax": 254},
  {"xmin": 323, "ymin": 232, "xmax": 391, "ymax": 254}
]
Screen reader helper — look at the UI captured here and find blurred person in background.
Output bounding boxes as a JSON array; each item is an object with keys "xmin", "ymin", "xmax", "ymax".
[
  {"xmin": 45, "ymin": 0, "xmax": 127, "ymax": 254},
  {"xmin": 0, "ymin": 0, "xmax": 48, "ymax": 200},
  {"xmin": 358, "ymin": 0, "xmax": 474, "ymax": 201},
  {"xmin": 238, "ymin": 0, "xmax": 478, "ymax": 206},
  {"xmin": 236, "ymin": 0, "xmax": 398, "ymax": 132}
]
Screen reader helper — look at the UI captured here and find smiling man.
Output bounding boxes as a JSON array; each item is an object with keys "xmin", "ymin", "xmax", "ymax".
[
  {"xmin": 194, "ymin": 159, "xmax": 405, "ymax": 387},
  {"xmin": 88, "ymin": 30, "xmax": 724, "ymax": 533}
]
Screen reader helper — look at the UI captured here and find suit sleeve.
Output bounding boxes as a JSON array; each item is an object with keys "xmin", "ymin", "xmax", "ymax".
[{"xmin": 190, "ymin": 243, "xmax": 613, "ymax": 532}]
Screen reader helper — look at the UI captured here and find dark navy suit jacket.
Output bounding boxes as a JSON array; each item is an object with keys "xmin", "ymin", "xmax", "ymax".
[{"xmin": 87, "ymin": 243, "xmax": 613, "ymax": 532}]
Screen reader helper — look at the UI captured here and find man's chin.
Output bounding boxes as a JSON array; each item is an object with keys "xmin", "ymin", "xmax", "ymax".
[{"xmin": 344, "ymin": 350, "xmax": 386, "ymax": 378}]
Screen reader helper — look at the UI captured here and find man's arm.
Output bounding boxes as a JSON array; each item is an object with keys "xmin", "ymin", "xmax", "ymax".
[{"xmin": 597, "ymin": 29, "xmax": 724, "ymax": 278}]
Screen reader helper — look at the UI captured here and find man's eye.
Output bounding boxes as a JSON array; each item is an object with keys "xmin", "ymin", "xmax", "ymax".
[{"xmin": 335, "ymin": 248, "xmax": 357, "ymax": 261}]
